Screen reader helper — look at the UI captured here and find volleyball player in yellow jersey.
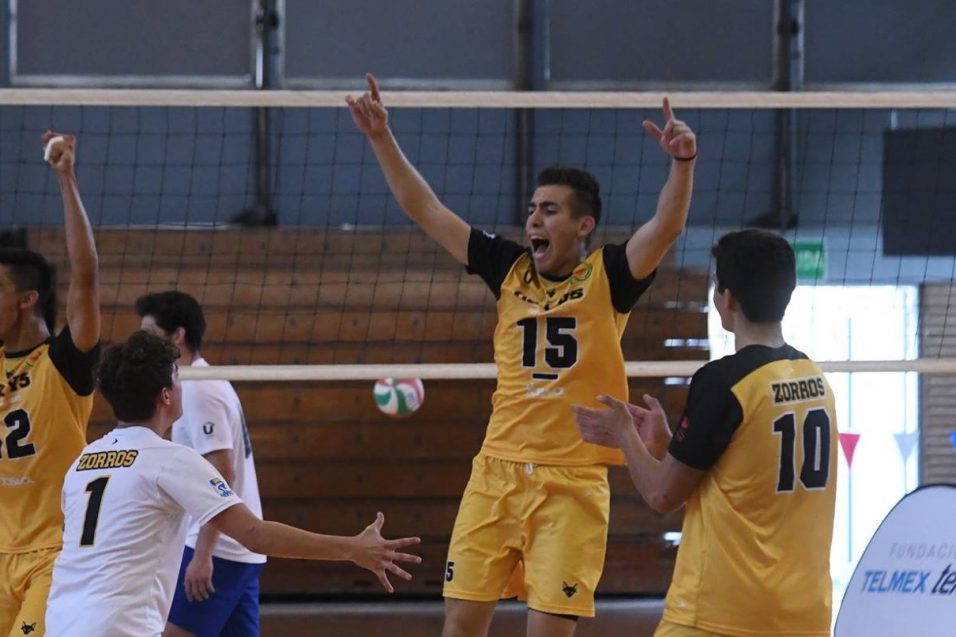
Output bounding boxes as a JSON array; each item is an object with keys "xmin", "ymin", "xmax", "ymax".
[
  {"xmin": 348, "ymin": 74, "xmax": 696, "ymax": 637},
  {"xmin": 0, "ymin": 133, "xmax": 100, "ymax": 637},
  {"xmin": 574, "ymin": 229, "xmax": 838, "ymax": 637}
]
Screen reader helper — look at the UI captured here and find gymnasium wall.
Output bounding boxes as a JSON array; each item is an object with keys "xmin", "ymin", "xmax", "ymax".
[{"xmin": 0, "ymin": 2, "xmax": 952, "ymax": 241}]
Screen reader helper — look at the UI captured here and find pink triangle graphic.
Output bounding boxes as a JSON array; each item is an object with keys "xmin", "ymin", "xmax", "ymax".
[
  {"xmin": 839, "ymin": 432, "xmax": 861, "ymax": 468},
  {"xmin": 893, "ymin": 432, "xmax": 917, "ymax": 462}
]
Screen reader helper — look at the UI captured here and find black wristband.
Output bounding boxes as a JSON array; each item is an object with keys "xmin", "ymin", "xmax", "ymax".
[{"xmin": 673, "ymin": 152, "xmax": 697, "ymax": 162}]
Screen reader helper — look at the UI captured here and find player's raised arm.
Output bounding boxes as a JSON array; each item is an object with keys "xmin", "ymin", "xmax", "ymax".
[
  {"xmin": 43, "ymin": 132, "xmax": 100, "ymax": 352},
  {"xmin": 210, "ymin": 505, "xmax": 422, "ymax": 593},
  {"xmin": 625, "ymin": 98, "xmax": 697, "ymax": 280},
  {"xmin": 347, "ymin": 73, "xmax": 471, "ymax": 265}
]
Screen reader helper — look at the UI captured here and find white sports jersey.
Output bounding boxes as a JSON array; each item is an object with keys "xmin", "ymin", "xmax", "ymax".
[
  {"xmin": 46, "ymin": 426, "xmax": 243, "ymax": 637},
  {"xmin": 172, "ymin": 358, "xmax": 265, "ymax": 564}
]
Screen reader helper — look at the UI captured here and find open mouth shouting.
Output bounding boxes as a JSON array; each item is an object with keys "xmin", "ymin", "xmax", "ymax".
[{"xmin": 530, "ymin": 236, "xmax": 550, "ymax": 259}]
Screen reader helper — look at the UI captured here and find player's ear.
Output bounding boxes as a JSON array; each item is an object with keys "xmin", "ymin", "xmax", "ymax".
[
  {"xmin": 723, "ymin": 288, "xmax": 739, "ymax": 311},
  {"xmin": 172, "ymin": 326, "xmax": 188, "ymax": 350},
  {"xmin": 17, "ymin": 289, "xmax": 39, "ymax": 313},
  {"xmin": 577, "ymin": 214, "xmax": 596, "ymax": 239}
]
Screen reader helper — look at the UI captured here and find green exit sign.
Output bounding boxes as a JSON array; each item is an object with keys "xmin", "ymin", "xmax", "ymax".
[{"xmin": 793, "ymin": 240, "xmax": 826, "ymax": 281}]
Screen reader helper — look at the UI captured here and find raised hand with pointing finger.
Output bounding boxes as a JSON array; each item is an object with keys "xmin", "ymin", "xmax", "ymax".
[
  {"xmin": 347, "ymin": 74, "xmax": 389, "ymax": 139},
  {"xmin": 643, "ymin": 97, "xmax": 697, "ymax": 162}
]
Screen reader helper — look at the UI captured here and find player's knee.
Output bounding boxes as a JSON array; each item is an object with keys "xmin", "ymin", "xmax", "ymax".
[
  {"xmin": 527, "ymin": 608, "xmax": 579, "ymax": 637},
  {"xmin": 442, "ymin": 599, "xmax": 495, "ymax": 637}
]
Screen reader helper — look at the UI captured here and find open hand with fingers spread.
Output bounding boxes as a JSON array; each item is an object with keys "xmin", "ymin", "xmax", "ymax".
[
  {"xmin": 350, "ymin": 512, "xmax": 422, "ymax": 593},
  {"xmin": 642, "ymin": 98, "xmax": 697, "ymax": 162},
  {"xmin": 42, "ymin": 131, "xmax": 77, "ymax": 176},
  {"xmin": 346, "ymin": 73, "xmax": 389, "ymax": 139}
]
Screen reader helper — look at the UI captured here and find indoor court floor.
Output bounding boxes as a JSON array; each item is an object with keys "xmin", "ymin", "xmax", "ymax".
[{"xmin": 261, "ymin": 598, "xmax": 664, "ymax": 636}]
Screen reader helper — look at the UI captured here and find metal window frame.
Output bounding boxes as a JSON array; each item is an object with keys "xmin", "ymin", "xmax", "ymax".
[
  {"xmin": 8, "ymin": 0, "xmax": 256, "ymax": 88},
  {"xmin": 274, "ymin": 0, "xmax": 516, "ymax": 90}
]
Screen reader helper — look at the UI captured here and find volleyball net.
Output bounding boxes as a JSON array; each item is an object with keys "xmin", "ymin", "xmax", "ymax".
[
  {"xmin": 4, "ymin": 88, "xmax": 954, "ymax": 595},
  {"xmin": 5, "ymin": 89, "xmax": 955, "ymax": 379}
]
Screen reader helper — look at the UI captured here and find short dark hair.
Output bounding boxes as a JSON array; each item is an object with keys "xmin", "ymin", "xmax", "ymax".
[
  {"xmin": 0, "ymin": 248, "xmax": 56, "ymax": 333},
  {"xmin": 97, "ymin": 331, "xmax": 179, "ymax": 423},
  {"xmin": 536, "ymin": 167, "xmax": 602, "ymax": 226},
  {"xmin": 134, "ymin": 291, "xmax": 206, "ymax": 352},
  {"xmin": 712, "ymin": 229, "xmax": 796, "ymax": 322}
]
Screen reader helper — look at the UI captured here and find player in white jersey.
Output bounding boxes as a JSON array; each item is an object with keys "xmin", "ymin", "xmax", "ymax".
[
  {"xmin": 46, "ymin": 332, "xmax": 421, "ymax": 637},
  {"xmin": 136, "ymin": 291, "xmax": 266, "ymax": 637}
]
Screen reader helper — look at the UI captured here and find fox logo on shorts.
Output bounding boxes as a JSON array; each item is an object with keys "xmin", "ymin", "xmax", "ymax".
[
  {"xmin": 20, "ymin": 622, "xmax": 37, "ymax": 635},
  {"xmin": 562, "ymin": 581, "xmax": 578, "ymax": 598}
]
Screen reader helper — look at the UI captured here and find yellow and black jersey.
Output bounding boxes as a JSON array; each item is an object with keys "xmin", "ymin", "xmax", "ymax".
[
  {"xmin": 0, "ymin": 327, "xmax": 98, "ymax": 553},
  {"xmin": 664, "ymin": 344, "xmax": 838, "ymax": 637},
  {"xmin": 466, "ymin": 228, "xmax": 654, "ymax": 466}
]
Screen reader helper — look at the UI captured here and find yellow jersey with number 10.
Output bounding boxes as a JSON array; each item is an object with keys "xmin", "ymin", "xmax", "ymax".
[{"xmin": 664, "ymin": 345, "xmax": 838, "ymax": 636}]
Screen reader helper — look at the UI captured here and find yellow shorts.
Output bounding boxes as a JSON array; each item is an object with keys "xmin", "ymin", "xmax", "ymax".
[
  {"xmin": 655, "ymin": 619, "xmax": 731, "ymax": 637},
  {"xmin": 443, "ymin": 454, "xmax": 610, "ymax": 617},
  {"xmin": 0, "ymin": 547, "xmax": 58, "ymax": 637}
]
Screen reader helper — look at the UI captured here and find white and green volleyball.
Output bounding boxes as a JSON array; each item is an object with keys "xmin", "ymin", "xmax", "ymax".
[{"xmin": 373, "ymin": 377, "xmax": 425, "ymax": 417}]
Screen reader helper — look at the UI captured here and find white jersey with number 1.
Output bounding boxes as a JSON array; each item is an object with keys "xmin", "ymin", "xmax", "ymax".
[{"xmin": 46, "ymin": 426, "xmax": 243, "ymax": 637}]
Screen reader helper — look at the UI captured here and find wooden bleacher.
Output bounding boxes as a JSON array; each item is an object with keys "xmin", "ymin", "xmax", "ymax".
[{"xmin": 34, "ymin": 226, "xmax": 709, "ymax": 598}]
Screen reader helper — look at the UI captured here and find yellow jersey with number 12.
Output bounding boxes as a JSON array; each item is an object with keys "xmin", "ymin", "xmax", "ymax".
[{"xmin": 0, "ymin": 328, "xmax": 97, "ymax": 553}]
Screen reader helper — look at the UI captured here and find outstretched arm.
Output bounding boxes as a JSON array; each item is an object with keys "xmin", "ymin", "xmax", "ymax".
[
  {"xmin": 625, "ymin": 99, "xmax": 697, "ymax": 280},
  {"xmin": 210, "ymin": 505, "xmax": 422, "ymax": 593},
  {"xmin": 347, "ymin": 74, "xmax": 471, "ymax": 265},
  {"xmin": 44, "ymin": 132, "xmax": 99, "ymax": 352}
]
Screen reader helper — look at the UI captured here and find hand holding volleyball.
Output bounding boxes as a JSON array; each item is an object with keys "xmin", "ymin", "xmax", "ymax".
[
  {"xmin": 42, "ymin": 131, "xmax": 77, "ymax": 175},
  {"xmin": 374, "ymin": 377, "xmax": 424, "ymax": 417}
]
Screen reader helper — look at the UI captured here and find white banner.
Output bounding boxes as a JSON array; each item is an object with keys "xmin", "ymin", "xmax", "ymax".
[{"xmin": 835, "ymin": 484, "xmax": 956, "ymax": 636}]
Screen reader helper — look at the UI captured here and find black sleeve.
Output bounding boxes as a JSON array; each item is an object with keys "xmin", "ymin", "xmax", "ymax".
[
  {"xmin": 602, "ymin": 243, "xmax": 656, "ymax": 313},
  {"xmin": 48, "ymin": 326, "xmax": 100, "ymax": 397},
  {"xmin": 668, "ymin": 363, "xmax": 744, "ymax": 470},
  {"xmin": 465, "ymin": 228, "xmax": 527, "ymax": 298}
]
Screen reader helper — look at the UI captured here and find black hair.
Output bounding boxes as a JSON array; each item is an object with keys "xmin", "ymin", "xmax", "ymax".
[
  {"xmin": 0, "ymin": 248, "xmax": 57, "ymax": 333},
  {"xmin": 134, "ymin": 290, "xmax": 206, "ymax": 352},
  {"xmin": 536, "ymin": 167, "xmax": 603, "ymax": 226},
  {"xmin": 712, "ymin": 229, "xmax": 796, "ymax": 322},
  {"xmin": 97, "ymin": 330, "xmax": 179, "ymax": 423}
]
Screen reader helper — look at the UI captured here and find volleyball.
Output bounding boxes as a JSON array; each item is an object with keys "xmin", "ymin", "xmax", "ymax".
[
  {"xmin": 43, "ymin": 135, "xmax": 65, "ymax": 162},
  {"xmin": 373, "ymin": 378, "xmax": 425, "ymax": 417}
]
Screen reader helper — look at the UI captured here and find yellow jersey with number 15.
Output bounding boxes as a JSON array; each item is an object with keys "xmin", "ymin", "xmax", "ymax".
[
  {"xmin": 466, "ymin": 229, "xmax": 654, "ymax": 466},
  {"xmin": 0, "ymin": 327, "xmax": 98, "ymax": 553}
]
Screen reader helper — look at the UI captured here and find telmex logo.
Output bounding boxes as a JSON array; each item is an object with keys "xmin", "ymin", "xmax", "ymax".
[{"xmin": 836, "ymin": 485, "xmax": 956, "ymax": 637}]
